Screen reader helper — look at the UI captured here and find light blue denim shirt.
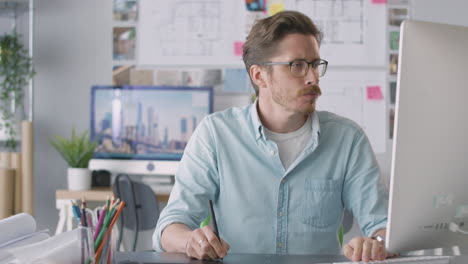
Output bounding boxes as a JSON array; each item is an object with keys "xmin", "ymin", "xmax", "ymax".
[{"xmin": 153, "ymin": 103, "xmax": 388, "ymax": 254}]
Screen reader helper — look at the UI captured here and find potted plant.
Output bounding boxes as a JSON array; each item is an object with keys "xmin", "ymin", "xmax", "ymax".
[
  {"xmin": 0, "ymin": 33, "xmax": 35, "ymax": 150},
  {"xmin": 50, "ymin": 128, "xmax": 98, "ymax": 190}
]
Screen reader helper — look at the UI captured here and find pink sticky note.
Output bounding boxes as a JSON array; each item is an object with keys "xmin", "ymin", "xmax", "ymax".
[
  {"xmin": 367, "ymin": 86, "xmax": 383, "ymax": 100},
  {"xmin": 234, "ymin": 41, "xmax": 244, "ymax": 56},
  {"xmin": 372, "ymin": 0, "xmax": 387, "ymax": 4}
]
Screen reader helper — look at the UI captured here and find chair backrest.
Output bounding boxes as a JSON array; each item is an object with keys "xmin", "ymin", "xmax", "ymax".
[{"xmin": 113, "ymin": 174, "xmax": 160, "ymax": 251}]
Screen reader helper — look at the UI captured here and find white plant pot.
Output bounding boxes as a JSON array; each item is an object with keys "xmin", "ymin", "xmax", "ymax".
[{"xmin": 67, "ymin": 168, "xmax": 92, "ymax": 191}]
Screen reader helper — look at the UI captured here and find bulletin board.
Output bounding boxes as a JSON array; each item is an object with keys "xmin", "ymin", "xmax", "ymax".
[
  {"xmin": 123, "ymin": 0, "xmax": 390, "ymax": 153},
  {"xmin": 137, "ymin": 0, "xmax": 387, "ymax": 67}
]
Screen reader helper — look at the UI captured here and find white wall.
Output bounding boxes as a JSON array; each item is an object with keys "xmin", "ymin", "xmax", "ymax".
[
  {"xmin": 33, "ymin": 0, "xmax": 468, "ymax": 234},
  {"xmin": 412, "ymin": 0, "xmax": 468, "ymax": 27},
  {"xmin": 34, "ymin": 0, "xmax": 111, "ymax": 230}
]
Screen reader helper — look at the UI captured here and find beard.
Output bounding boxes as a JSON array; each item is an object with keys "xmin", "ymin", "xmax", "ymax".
[{"xmin": 271, "ymin": 85, "xmax": 322, "ymax": 114}]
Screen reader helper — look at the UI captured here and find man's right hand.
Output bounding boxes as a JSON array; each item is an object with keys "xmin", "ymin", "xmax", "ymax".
[{"xmin": 185, "ymin": 226, "xmax": 230, "ymax": 260}]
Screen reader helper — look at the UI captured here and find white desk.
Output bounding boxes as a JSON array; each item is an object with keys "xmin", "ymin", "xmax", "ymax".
[{"xmin": 54, "ymin": 187, "xmax": 170, "ymax": 235}]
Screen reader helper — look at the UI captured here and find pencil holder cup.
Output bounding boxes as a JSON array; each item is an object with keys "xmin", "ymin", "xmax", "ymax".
[
  {"xmin": 77, "ymin": 226, "xmax": 95, "ymax": 264},
  {"xmin": 95, "ymin": 225, "xmax": 118, "ymax": 263}
]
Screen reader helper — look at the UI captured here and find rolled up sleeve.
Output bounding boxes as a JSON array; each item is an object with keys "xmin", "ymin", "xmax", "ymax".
[
  {"xmin": 153, "ymin": 117, "xmax": 219, "ymax": 251},
  {"xmin": 342, "ymin": 129, "xmax": 389, "ymax": 238}
]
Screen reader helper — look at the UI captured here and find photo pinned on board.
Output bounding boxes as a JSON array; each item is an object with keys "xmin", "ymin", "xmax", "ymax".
[
  {"xmin": 129, "ymin": 68, "xmax": 154, "ymax": 86},
  {"xmin": 389, "ymin": 81, "xmax": 397, "ymax": 105},
  {"xmin": 113, "ymin": 0, "xmax": 138, "ymax": 22},
  {"xmin": 113, "ymin": 27, "xmax": 136, "ymax": 61},
  {"xmin": 112, "ymin": 65, "xmax": 135, "ymax": 86},
  {"xmin": 389, "ymin": 54, "xmax": 399, "ymax": 75},
  {"xmin": 389, "ymin": 8, "xmax": 409, "ymax": 27},
  {"xmin": 389, "ymin": 107, "xmax": 395, "ymax": 139},
  {"xmin": 389, "ymin": 31, "xmax": 400, "ymax": 51},
  {"xmin": 245, "ymin": 0, "xmax": 266, "ymax": 12}
]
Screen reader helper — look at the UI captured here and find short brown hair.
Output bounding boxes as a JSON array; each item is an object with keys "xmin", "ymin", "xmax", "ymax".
[{"xmin": 242, "ymin": 11, "xmax": 323, "ymax": 96}]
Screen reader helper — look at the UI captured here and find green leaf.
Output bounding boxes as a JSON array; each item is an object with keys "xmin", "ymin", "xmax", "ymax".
[
  {"xmin": 0, "ymin": 32, "xmax": 34, "ymax": 151},
  {"xmin": 50, "ymin": 128, "xmax": 96, "ymax": 168}
]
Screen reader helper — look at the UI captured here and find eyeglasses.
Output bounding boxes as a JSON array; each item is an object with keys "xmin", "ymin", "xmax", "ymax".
[{"xmin": 260, "ymin": 59, "xmax": 328, "ymax": 78}]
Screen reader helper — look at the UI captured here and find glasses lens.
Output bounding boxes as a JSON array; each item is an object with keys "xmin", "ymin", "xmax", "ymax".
[
  {"xmin": 317, "ymin": 61, "xmax": 327, "ymax": 77},
  {"xmin": 290, "ymin": 60, "xmax": 308, "ymax": 77}
]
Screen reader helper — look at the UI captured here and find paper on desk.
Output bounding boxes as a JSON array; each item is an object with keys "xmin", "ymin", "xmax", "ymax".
[
  {"xmin": 0, "ymin": 232, "xmax": 50, "ymax": 250},
  {"xmin": 8, "ymin": 229, "xmax": 80, "ymax": 264},
  {"xmin": 0, "ymin": 232, "xmax": 50, "ymax": 262},
  {"xmin": 0, "ymin": 213, "xmax": 49, "ymax": 250}
]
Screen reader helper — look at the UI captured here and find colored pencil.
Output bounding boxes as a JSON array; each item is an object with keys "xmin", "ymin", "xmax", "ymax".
[
  {"xmin": 95, "ymin": 201, "xmax": 125, "ymax": 262},
  {"xmin": 94, "ymin": 199, "xmax": 120, "ymax": 250},
  {"xmin": 93, "ymin": 205, "xmax": 107, "ymax": 241},
  {"xmin": 81, "ymin": 198, "xmax": 87, "ymax": 227}
]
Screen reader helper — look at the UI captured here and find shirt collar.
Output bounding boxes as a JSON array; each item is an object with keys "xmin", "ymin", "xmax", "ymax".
[
  {"xmin": 250, "ymin": 100, "xmax": 321, "ymax": 141},
  {"xmin": 312, "ymin": 111, "xmax": 321, "ymax": 138},
  {"xmin": 250, "ymin": 99, "xmax": 263, "ymax": 140}
]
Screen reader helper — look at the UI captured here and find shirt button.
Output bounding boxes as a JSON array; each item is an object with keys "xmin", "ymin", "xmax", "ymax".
[
  {"xmin": 278, "ymin": 243, "xmax": 283, "ymax": 248},
  {"xmin": 279, "ymin": 211, "xmax": 283, "ymax": 217},
  {"xmin": 270, "ymin": 150, "xmax": 275, "ymax": 155},
  {"xmin": 281, "ymin": 179, "xmax": 285, "ymax": 184}
]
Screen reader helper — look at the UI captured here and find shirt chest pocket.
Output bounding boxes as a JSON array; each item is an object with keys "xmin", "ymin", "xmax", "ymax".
[{"xmin": 302, "ymin": 179, "xmax": 343, "ymax": 231}]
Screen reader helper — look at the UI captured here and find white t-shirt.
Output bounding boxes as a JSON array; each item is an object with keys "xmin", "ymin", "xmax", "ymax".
[{"xmin": 263, "ymin": 116, "xmax": 312, "ymax": 170}]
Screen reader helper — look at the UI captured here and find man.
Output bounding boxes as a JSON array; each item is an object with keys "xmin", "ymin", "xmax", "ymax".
[{"xmin": 153, "ymin": 11, "xmax": 389, "ymax": 262}]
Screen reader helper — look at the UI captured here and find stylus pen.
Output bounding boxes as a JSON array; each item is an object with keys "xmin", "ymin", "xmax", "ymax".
[
  {"xmin": 209, "ymin": 200, "xmax": 223, "ymax": 261},
  {"xmin": 209, "ymin": 200, "xmax": 219, "ymax": 238}
]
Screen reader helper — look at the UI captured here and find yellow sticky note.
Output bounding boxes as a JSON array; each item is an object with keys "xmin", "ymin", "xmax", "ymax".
[{"xmin": 268, "ymin": 3, "xmax": 285, "ymax": 16}]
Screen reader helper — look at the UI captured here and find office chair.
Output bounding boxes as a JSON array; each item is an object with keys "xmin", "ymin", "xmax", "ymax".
[{"xmin": 113, "ymin": 174, "xmax": 160, "ymax": 251}]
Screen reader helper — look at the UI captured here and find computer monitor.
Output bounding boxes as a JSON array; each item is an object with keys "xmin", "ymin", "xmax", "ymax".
[
  {"xmin": 89, "ymin": 85, "xmax": 213, "ymax": 175},
  {"xmin": 386, "ymin": 20, "xmax": 468, "ymax": 253}
]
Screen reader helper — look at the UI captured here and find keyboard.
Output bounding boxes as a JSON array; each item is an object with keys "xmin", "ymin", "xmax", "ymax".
[{"xmin": 332, "ymin": 255, "xmax": 452, "ymax": 264}]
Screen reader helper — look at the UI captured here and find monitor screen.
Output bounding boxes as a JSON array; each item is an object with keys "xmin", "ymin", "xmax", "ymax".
[{"xmin": 90, "ymin": 85, "xmax": 213, "ymax": 162}]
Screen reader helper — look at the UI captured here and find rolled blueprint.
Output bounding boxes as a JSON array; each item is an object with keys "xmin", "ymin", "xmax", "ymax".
[
  {"xmin": 0, "ymin": 213, "xmax": 36, "ymax": 246},
  {"xmin": 11, "ymin": 152, "xmax": 22, "ymax": 214},
  {"xmin": 0, "ymin": 213, "xmax": 50, "ymax": 262},
  {"xmin": 0, "ymin": 168, "xmax": 15, "ymax": 219},
  {"xmin": 21, "ymin": 121, "xmax": 33, "ymax": 215}
]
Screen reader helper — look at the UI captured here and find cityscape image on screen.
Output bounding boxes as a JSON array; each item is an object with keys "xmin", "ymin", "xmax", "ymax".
[{"xmin": 91, "ymin": 86, "xmax": 213, "ymax": 160}]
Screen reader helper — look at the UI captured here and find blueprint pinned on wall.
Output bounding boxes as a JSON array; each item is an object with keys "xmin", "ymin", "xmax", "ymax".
[
  {"xmin": 295, "ymin": 0, "xmax": 386, "ymax": 66},
  {"xmin": 317, "ymin": 70, "xmax": 387, "ymax": 153},
  {"xmin": 138, "ymin": 0, "xmax": 246, "ymax": 65},
  {"xmin": 135, "ymin": 0, "xmax": 388, "ymax": 148},
  {"xmin": 137, "ymin": 0, "xmax": 385, "ymax": 66}
]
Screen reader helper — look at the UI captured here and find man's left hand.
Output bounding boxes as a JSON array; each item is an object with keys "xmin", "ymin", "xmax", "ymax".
[{"xmin": 343, "ymin": 236, "xmax": 387, "ymax": 262}]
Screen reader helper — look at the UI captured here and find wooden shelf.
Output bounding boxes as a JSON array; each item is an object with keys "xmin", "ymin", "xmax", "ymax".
[{"xmin": 56, "ymin": 187, "xmax": 170, "ymax": 202}]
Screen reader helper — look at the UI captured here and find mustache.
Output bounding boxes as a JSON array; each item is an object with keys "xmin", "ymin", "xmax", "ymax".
[{"xmin": 297, "ymin": 85, "xmax": 322, "ymax": 96}]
